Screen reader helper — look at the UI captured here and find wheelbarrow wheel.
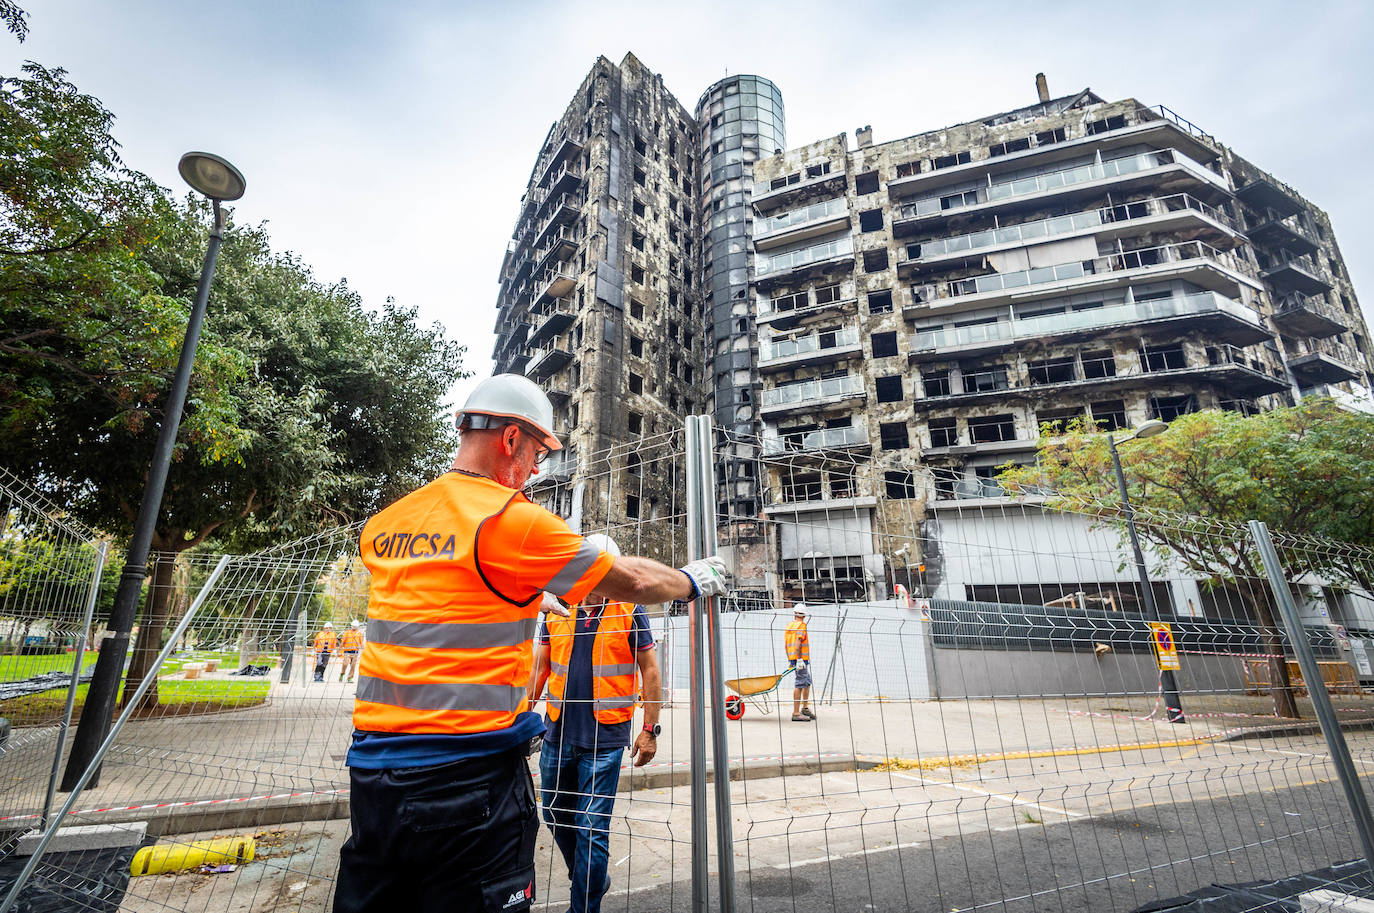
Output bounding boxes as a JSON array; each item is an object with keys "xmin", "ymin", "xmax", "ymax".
[{"xmin": 725, "ymin": 695, "xmax": 745, "ymax": 720}]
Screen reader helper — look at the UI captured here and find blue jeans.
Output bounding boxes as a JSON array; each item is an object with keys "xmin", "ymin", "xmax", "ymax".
[{"xmin": 538, "ymin": 742, "xmax": 624, "ymax": 913}]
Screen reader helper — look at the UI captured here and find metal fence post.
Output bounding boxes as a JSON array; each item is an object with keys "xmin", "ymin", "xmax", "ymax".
[
  {"xmin": 1248, "ymin": 520, "xmax": 1374, "ymax": 874},
  {"xmin": 684, "ymin": 417, "xmax": 709, "ymax": 913},
  {"xmin": 1, "ymin": 555, "xmax": 232, "ymax": 913},
  {"xmin": 41, "ymin": 541, "xmax": 108, "ymax": 829},
  {"xmin": 279, "ymin": 564, "xmax": 310, "ymax": 684},
  {"xmin": 694, "ymin": 415, "xmax": 738, "ymax": 913}
]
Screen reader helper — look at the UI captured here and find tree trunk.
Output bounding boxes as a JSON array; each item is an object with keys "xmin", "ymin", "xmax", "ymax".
[
  {"xmin": 121, "ymin": 552, "xmax": 179, "ymax": 712},
  {"xmin": 1248, "ymin": 590, "xmax": 1301, "ymax": 719}
]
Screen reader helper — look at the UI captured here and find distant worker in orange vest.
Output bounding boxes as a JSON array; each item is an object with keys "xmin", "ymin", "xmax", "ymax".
[
  {"xmin": 785, "ymin": 605, "xmax": 814, "ymax": 722},
  {"xmin": 334, "ymin": 374, "xmax": 730, "ymax": 913},
  {"xmin": 312, "ymin": 622, "xmax": 336, "ymax": 683},
  {"xmin": 338, "ymin": 620, "xmax": 364, "ymax": 683},
  {"xmin": 526, "ymin": 532, "xmax": 661, "ymax": 913}
]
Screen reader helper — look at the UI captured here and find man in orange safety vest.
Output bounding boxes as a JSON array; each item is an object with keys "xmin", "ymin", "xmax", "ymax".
[
  {"xmin": 526, "ymin": 533, "xmax": 661, "ymax": 913},
  {"xmin": 311, "ymin": 622, "xmax": 336, "ymax": 683},
  {"xmin": 785, "ymin": 605, "xmax": 814, "ymax": 722},
  {"xmin": 333, "ymin": 375, "xmax": 729, "ymax": 913}
]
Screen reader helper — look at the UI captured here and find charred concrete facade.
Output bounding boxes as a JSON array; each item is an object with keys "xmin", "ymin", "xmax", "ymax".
[
  {"xmin": 750, "ymin": 85, "xmax": 1373, "ymax": 602},
  {"xmin": 491, "ymin": 53, "xmax": 704, "ymax": 558}
]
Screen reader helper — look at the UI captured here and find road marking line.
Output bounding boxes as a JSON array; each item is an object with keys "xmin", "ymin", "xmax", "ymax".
[
  {"xmin": 892, "ymin": 772, "xmax": 1086, "ymax": 819},
  {"xmin": 770, "ymin": 840, "xmax": 923, "ymax": 870}
]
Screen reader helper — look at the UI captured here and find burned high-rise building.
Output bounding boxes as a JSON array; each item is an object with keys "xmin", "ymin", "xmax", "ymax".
[{"xmin": 491, "ymin": 59, "xmax": 1372, "ymax": 609}]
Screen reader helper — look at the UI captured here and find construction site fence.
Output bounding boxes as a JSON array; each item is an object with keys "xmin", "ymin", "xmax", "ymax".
[{"xmin": 3, "ymin": 422, "xmax": 1374, "ymax": 913}]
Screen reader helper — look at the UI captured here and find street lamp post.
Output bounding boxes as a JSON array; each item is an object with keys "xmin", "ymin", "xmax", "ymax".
[
  {"xmin": 1107, "ymin": 419, "xmax": 1185, "ymax": 723},
  {"xmin": 62, "ymin": 153, "xmax": 245, "ymax": 790}
]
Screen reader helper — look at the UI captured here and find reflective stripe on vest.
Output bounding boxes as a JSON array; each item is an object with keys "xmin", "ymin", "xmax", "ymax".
[
  {"xmin": 545, "ymin": 602, "xmax": 639, "ymax": 725},
  {"xmin": 355, "ymin": 473, "xmax": 545, "ymax": 735}
]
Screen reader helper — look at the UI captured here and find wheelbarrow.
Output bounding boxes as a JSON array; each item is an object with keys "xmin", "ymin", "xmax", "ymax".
[{"xmin": 722, "ymin": 667, "xmax": 794, "ymax": 719}]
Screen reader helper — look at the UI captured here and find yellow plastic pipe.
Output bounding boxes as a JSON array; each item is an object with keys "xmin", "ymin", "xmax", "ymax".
[{"xmin": 130, "ymin": 836, "xmax": 255, "ymax": 876}]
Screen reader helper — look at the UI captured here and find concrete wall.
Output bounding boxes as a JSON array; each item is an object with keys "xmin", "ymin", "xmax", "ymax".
[
  {"xmin": 931, "ymin": 647, "xmax": 1247, "ymax": 701},
  {"xmin": 653, "ymin": 601, "xmax": 932, "ymax": 701}
]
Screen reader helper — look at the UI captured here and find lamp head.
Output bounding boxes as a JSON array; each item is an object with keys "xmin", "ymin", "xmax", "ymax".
[
  {"xmin": 1132, "ymin": 419, "xmax": 1168, "ymax": 440},
  {"xmin": 178, "ymin": 152, "xmax": 246, "ymax": 201}
]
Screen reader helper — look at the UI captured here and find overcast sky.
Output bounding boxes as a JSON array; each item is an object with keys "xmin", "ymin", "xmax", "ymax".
[{"xmin": 6, "ymin": 1, "xmax": 1371, "ymax": 407}]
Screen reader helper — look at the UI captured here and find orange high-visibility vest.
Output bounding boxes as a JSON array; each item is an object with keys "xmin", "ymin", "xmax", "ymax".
[
  {"xmin": 785, "ymin": 619, "xmax": 809, "ymax": 662},
  {"xmin": 355, "ymin": 474, "xmax": 545, "ymax": 735},
  {"xmin": 545, "ymin": 602, "xmax": 639, "ymax": 725},
  {"xmin": 313, "ymin": 630, "xmax": 337, "ymax": 652},
  {"xmin": 339, "ymin": 629, "xmax": 364, "ymax": 653}
]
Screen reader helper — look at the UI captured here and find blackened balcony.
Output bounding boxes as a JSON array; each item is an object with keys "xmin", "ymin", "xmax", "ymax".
[
  {"xmin": 526, "ymin": 344, "xmax": 572, "ymax": 379},
  {"xmin": 1272, "ymin": 295, "xmax": 1347, "ymax": 339},
  {"xmin": 1234, "ymin": 176, "xmax": 1303, "ymax": 218},
  {"xmin": 758, "ymin": 325, "xmax": 862, "ymax": 373},
  {"xmin": 1261, "ymin": 258, "xmax": 1333, "ymax": 296},
  {"xmin": 528, "ymin": 299, "xmax": 576, "ymax": 347}
]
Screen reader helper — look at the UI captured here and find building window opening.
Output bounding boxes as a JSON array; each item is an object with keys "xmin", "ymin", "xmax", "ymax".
[
  {"xmin": 629, "ymin": 373, "xmax": 643, "ymax": 394},
  {"xmin": 859, "ymin": 209, "xmax": 884, "ymax": 233},
  {"xmin": 879, "ymin": 421, "xmax": 910, "ymax": 450},
  {"xmin": 929, "ymin": 417, "xmax": 958, "ymax": 447},
  {"xmin": 871, "ymin": 331, "xmax": 898, "ymax": 358},
  {"xmin": 922, "ymin": 369, "xmax": 951, "ymax": 398},
  {"xmin": 868, "ymin": 289, "xmax": 893, "ymax": 314},
  {"xmin": 1028, "ymin": 356, "xmax": 1076, "ymax": 385},
  {"xmin": 967, "ymin": 414, "xmax": 1016, "ymax": 443},
  {"xmin": 962, "ymin": 365, "xmax": 1009, "ymax": 393},
  {"xmin": 885, "ymin": 470, "xmax": 917, "ymax": 500},
  {"xmin": 1150, "ymin": 394, "xmax": 1198, "ymax": 422},
  {"xmin": 876, "ymin": 374, "xmax": 903, "ymax": 402},
  {"xmin": 863, "ymin": 249, "xmax": 890, "ymax": 273},
  {"xmin": 855, "ymin": 171, "xmax": 880, "ymax": 195},
  {"xmin": 1081, "ymin": 350, "xmax": 1117, "ymax": 378},
  {"xmin": 932, "ymin": 151, "xmax": 972, "ymax": 170},
  {"xmin": 1141, "ymin": 344, "xmax": 1186, "ymax": 372},
  {"xmin": 1090, "ymin": 400, "xmax": 1126, "ymax": 432}
]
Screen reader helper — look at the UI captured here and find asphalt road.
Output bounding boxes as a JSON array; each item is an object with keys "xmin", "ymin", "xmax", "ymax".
[{"xmin": 582, "ymin": 747, "xmax": 1368, "ymax": 913}]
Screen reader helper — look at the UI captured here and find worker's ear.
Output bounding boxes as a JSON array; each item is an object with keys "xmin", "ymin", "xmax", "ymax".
[{"xmin": 501, "ymin": 424, "xmax": 520, "ymax": 457}]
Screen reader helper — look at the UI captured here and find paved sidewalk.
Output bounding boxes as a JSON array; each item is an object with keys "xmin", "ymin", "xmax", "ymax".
[{"xmin": 10, "ymin": 673, "xmax": 1370, "ymax": 836}]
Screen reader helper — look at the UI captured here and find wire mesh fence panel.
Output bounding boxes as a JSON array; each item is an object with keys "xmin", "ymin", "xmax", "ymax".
[
  {"xmin": 4, "ymin": 431, "xmax": 698, "ymax": 913},
  {"xmin": 10, "ymin": 423, "xmax": 1374, "ymax": 913},
  {"xmin": 693, "ymin": 432, "xmax": 1374, "ymax": 913},
  {"xmin": 527, "ymin": 429, "xmax": 696, "ymax": 913},
  {"xmin": 0, "ymin": 467, "xmax": 105, "ymax": 830}
]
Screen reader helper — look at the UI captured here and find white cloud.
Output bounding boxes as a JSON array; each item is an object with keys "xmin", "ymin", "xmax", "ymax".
[{"xmin": 6, "ymin": 0, "xmax": 1371, "ymax": 409}]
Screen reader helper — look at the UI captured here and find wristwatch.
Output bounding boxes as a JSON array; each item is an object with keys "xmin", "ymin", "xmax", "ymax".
[{"xmin": 642, "ymin": 723, "xmax": 661, "ymax": 737}]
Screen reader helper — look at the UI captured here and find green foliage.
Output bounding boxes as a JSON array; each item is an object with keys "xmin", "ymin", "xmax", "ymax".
[
  {"xmin": 1002, "ymin": 402, "xmax": 1374, "ymax": 585},
  {"xmin": 0, "ymin": 1, "xmax": 26, "ymax": 43},
  {"xmin": 1, "ymin": 61, "xmax": 466, "ymax": 704}
]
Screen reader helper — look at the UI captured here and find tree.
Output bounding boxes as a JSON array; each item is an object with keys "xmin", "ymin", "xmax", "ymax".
[
  {"xmin": 1000, "ymin": 400, "xmax": 1374, "ymax": 718},
  {"xmin": 2, "ymin": 64, "xmax": 466, "ymax": 708}
]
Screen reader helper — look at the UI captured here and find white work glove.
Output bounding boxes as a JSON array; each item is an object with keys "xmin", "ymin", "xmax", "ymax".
[
  {"xmin": 678, "ymin": 555, "xmax": 730, "ymax": 601},
  {"xmin": 541, "ymin": 591, "xmax": 569, "ymax": 617},
  {"xmin": 797, "ymin": 660, "xmax": 808, "ymax": 673}
]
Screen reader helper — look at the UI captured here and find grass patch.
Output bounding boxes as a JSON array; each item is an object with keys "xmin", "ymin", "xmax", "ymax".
[
  {"xmin": 1, "ymin": 677, "xmax": 270, "ymax": 726},
  {"xmin": 0, "ymin": 651, "xmax": 99, "ymax": 680}
]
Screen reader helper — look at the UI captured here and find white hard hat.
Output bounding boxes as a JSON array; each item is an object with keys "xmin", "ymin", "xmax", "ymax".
[
  {"xmin": 456, "ymin": 374, "xmax": 561, "ymax": 451},
  {"xmin": 350, "ymin": 620, "xmax": 361, "ymax": 628},
  {"xmin": 584, "ymin": 532, "xmax": 621, "ymax": 558},
  {"xmin": 793, "ymin": 603, "xmax": 807, "ymax": 616},
  {"xmin": 323, "ymin": 622, "xmax": 334, "ymax": 628}
]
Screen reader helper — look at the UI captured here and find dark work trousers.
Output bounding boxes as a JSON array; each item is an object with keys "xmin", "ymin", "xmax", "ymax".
[
  {"xmin": 334, "ymin": 747, "xmax": 539, "ymax": 913},
  {"xmin": 313, "ymin": 650, "xmax": 331, "ymax": 681}
]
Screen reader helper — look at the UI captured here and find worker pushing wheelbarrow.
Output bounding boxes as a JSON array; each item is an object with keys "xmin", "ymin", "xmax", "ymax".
[{"xmin": 724, "ymin": 603, "xmax": 817, "ymax": 722}]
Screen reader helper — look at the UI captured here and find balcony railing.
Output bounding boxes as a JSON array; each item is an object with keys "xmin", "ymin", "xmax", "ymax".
[
  {"xmin": 764, "ymin": 425, "xmax": 868, "ymax": 455},
  {"xmin": 761, "ymin": 374, "xmax": 864, "ymax": 408},
  {"xmin": 759, "ymin": 325, "xmax": 860, "ymax": 363},
  {"xmin": 897, "ymin": 148, "xmax": 1225, "ymax": 222},
  {"xmin": 903, "ymin": 193, "xmax": 1233, "ymax": 264},
  {"xmin": 756, "ymin": 196, "xmax": 849, "ymax": 239},
  {"xmin": 755, "ymin": 236, "xmax": 854, "ymax": 279},
  {"xmin": 910, "ymin": 239, "xmax": 1246, "ymax": 308},
  {"xmin": 911, "ymin": 291, "xmax": 1262, "ymax": 354}
]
